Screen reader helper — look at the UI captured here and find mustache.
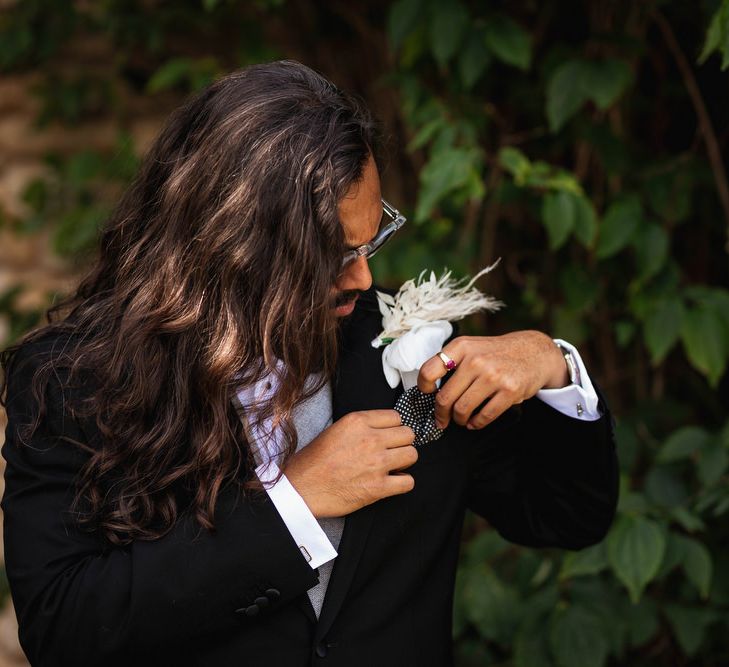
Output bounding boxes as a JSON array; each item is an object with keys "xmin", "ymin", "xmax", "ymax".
[{"xmin": 334, "ymin": 290, "xmax": 361, "ymax": 307}]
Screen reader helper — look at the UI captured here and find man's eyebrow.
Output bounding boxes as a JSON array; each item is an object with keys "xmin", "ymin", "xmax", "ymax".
[{"xmin": 343, "ymin": 209, "xmax": 383, "ymax": 251}]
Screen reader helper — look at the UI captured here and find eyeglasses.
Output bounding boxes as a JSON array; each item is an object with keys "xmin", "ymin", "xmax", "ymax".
[{"xmin": 341, "ymin": 199, "xmax": 406, "ymax": 269}]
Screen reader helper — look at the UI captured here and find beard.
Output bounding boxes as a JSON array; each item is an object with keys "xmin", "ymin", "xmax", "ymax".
[{"xmin": 334, "ymin": 289, "xmax": 361, "ymax": 308}]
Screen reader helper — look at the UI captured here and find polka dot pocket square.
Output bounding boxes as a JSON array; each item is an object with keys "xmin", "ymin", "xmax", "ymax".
[{"xmin": 394, "ymin": 386, "xmax": 445, "ymax": 447}]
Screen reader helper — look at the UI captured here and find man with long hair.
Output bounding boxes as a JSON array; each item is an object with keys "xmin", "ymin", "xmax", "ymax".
[{"xmin": 1, "ymin": 61, "xmax": 617, "ymax": 666}]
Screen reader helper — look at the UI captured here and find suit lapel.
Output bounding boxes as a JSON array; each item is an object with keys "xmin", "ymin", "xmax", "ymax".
[{"xmin": 315, "ymin": 291, "xmax": 399, "ymax": 638}]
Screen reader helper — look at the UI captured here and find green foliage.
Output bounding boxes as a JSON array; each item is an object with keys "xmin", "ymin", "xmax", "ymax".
[
  {"xmin": 607, "ymin": 515, "xmax": 666, "ymax": 603},
  {"xmin": 699, "ymin": 0, "xmax": 729, "ymax": 69},
  {"xmin": 17, "ymin": 134, "xmax": 138, "ymax": 259},
  {"xmin": 546, "ymin": 58, "xmax": 632, "ymax": 133},
  {"xmin": 147, "ymin": 56, "xmax": 222, "ymax": 93},
  {"xmin": 385, "ymin": 1, "xmax": 729, "ymax": 665}
]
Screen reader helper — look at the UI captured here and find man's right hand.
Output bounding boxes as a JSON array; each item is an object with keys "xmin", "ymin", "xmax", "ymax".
[{"xmin": 283, "ymin": 409, "xmax": 417, "ymax": 518}]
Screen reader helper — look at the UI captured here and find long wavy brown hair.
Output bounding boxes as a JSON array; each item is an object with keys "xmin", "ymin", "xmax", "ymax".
[{"xmin": 1, "ymin": 60, "xmax": 380, "ymax": 546}]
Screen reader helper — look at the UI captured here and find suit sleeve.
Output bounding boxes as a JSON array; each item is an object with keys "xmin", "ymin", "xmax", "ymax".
[
  {"xmin": 1, "ymin": 343, "xmax": 319, "ymax": 666},
  {"xmin": 464, "ymin": 381, "xmax": 619, "ymax": 550}
]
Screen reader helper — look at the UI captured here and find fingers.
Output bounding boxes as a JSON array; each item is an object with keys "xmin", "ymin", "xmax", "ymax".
[
  {"xmin": 385, "ymin": 444, "xmax": 418, "ymax": 471},
  {"xmin": 357, "ymin": 409, "xmax": 404, "ymax": 428},
  {"xmin": 433, "ymin": 372, "xmax": 483, "ymax": 429},
  {"xmin": 381, "ymin": 472, "xmax": 415, "ymax": 497},
  {"xmin": 417, "ymin": 341, "xmax": 464, "ymax": 394},
  {"xmin": 449, "ymin": 378, "xmax": 496, "ymax": 427},
  {"xmin": 466, "ymin": 391, "xmax": 512, "ymax": 429},
  {"xmin": 381, "ymin": 425, "xmax": 417, "ymax": 448}
]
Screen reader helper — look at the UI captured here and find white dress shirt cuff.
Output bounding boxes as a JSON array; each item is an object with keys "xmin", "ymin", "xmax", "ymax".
[
  {"xmin": 256, "ymin": 460, "xmax": 338, "ymax": 570},
  {"xmin": 535, "ymin": 338, "xmax": 602, "ymax": 421}
]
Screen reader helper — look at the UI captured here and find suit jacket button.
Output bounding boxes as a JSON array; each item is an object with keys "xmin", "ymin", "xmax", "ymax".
[
  {"xmin": 254, "ymin": 596, "xmax": 269, "ymax": 608},
  {"xmin": 315, "ymin": 642, "xmax": 327, "ymax": 658},
  {"xmin": 265, "ymin": 588, "xmax": 281, "ymax": 601},
  {"xmin": 244, "ymin": 604, "xmax": 260, "ymax": 617}
]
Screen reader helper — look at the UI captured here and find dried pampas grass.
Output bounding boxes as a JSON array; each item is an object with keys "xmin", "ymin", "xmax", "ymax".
[{"xmin": 372, "ymin": 261, "xmax": 504, "ymax": 348}]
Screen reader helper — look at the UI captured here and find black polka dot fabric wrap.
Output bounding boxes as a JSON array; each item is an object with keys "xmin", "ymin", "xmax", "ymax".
[{"xmin": 394, "ymin": 386, "xmax": 445, "ymax": 447}]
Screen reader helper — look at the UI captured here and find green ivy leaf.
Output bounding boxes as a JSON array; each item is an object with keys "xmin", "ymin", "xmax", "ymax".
[
  {"xmin": 643, "ymin": 297, "xmax": 685, "ymax": 364},
  {"xmin": 607, "ymin": 515, "xmax": 666, "ymax": 603},
  {"xmin": 514, "ymin": 617, "xmax": 555, "ymax": 667},
  {"xmin": 546, "ymin": 58, "xmax": 631, "ymax": 132},
  {"xmin": 681, "ymin": 536, "xmax": 713, "ymax": 599},
  {"xmin": 623, "ymin": 597, "xmax": 659, "ymax": 648},
  {"xmin": 644, "ymin": 167, "xmax": 693, "ymax": 223},
  {"xmin": 147, "ymin": 57, "xmax": 219, "ymax": 93},
  {"xmin": 584, "ymin": 59, "xmax": 632, "ymax": 110},
  {"xmin": 541, "ymin": 191, "xmax": 577, "ymax": 250},
  {"xmin": 644, "ymin": 467, "xmax": 688, "ymax": 509},
  {"xmin": 681, "ymin": 302, "xmax": 729, "ymax": 386},
  {"xmin": 559, "ymin": 542, "xmax": 608, "ymax": 580},
  {"xmin": 616, "ymin": 320, "xmax": 636, "ymax": 348},
  {"xmin": 546, "ymin": 60, "xmax": 587, "ymax": 133},
  {"xmin": 429, "ymin": 1, "xmax": 469, "ymax": 67},
  {"xmin": 698, "ymin": 441, "xmax": 729, "ymax": 486},
  {"xmin": 633, "ymin": 223, "xmax": 669, "ymax": 280},
  {"xmin": 407, "ymin": 118, "xmax": 445, "ymax": 152},
  {"xmin": 664, "ymin": 605, "xmax": 716, "ymax": 656},
  {"xmin": 499, "ymin": 146, "xmax": 531, "ymax": 183},
  {"xmin": 461, "ymin": 564, "xmax": 522, "ymax": 645},
  {"xmin": 670, "ymin": 506, "xmax": 706, "ymax": 533},
  {"xmin": 388, "ymin": 0, "xmax": 422, "ymax": 49},
  {"xmin": 464, "ymin": 529, "xmax": 511, "ymax": 567},
  {"xmin": 617, "ymin": 490, "xmax": 649, "ymax": 514},
  {"xmin": 658, "ymin": 531, "xmax": 688, "ymax": 579},
  {"xmin": 459, "ymin": 29, "xmax": 491, "ymax": 89},
  {"xmin": 549, "ymin": 604, "xmax": 609, "ymax": 667},
  {"xmin": 698, "ymin": 0, "xmax": 729, "ymax": 70},
  {"xmin": 596, "ymin": 195, "xmax": 641, "ymax": 259},
  {"xmin": 416, "ymin": 147, "xmax": 482, "ymax": 222},
  {"xmin": 147, "ymin": 58, "xmax": 194, "ymax": 93},
  {"xmin": 572, "ymin": 195, "xmax": 598, "ymax": 247},
  {"xmin": 483, "ymin": 15, "xmax": 531, "ymax": 70},
  {"xmin": 657, "ymin": 426, "xmax": 710, "ymax": 463},
  {"xmin": 53, "ymin": 205, "xmax": 107, "ymax": 256}
]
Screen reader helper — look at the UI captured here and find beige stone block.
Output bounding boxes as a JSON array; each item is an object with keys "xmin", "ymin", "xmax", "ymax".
[
  {"xmin": 0, "ymin": 114, "xmax": 119, "ymax": 159},
  {"xmin": 0, "ymin": 76, "xmax": 41, "ymax": 116},
  {"xmin": 0, "ymin": 229, "xmax": 52, "ymax": 269},
  {"xmin": 0, "ymin": 163, "xmax": 53, "ymax": 219},
  {"xmin": 129, "ymin": 116, "xmax": 166, "ymax": 153}
]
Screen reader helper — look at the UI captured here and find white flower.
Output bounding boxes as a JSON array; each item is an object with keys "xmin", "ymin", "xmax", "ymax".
[
  {"xmin": 381, "ymin": 320, "xmax": 453, "ymax": 389},
  {"xmin": 372, "ymin": 264, "xmax": 504, "ymax": 389}
]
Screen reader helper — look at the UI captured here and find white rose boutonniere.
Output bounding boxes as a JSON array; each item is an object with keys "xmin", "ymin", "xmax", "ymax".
[{"xmin": 371, "ymin": 263, "xmax": 504, "ymax": 389}]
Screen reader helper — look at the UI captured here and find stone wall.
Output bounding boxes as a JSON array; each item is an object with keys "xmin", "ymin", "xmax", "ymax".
[{"xmin": 0, "ymin": 31, "xmax": 177, "ymax": 664}]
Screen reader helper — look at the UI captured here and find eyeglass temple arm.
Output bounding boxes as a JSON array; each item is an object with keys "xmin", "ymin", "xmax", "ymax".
[{"xmin": 381, "ymin": 198, "xmax": 406, "ymax": 229}]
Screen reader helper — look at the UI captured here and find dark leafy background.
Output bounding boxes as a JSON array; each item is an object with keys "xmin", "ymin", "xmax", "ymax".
[{"xmin": 1, "ymin": 1, "xmax": 728, "ymax": 665}]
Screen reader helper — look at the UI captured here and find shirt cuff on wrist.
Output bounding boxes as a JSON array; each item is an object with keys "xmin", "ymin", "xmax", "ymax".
[
  {"xmin": 256, "ymin": 460, "xmax": 338, "ymax": 569},
  {"xmin": 536, "ymin": 338, "xmax": 602, "ymax": 421}
]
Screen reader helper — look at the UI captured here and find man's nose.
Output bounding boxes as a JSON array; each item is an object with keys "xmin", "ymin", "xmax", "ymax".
[{"xmin": 343, "ymin": 255, "xmax": 373, "ymax": 292}]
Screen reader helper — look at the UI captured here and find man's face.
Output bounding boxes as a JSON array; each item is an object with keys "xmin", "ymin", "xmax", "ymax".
[{"xmin": 332, "ymin": 154, "xmax": 382, "ymax": 317}]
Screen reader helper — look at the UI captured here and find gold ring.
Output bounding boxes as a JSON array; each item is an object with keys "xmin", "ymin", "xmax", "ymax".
[{"xmin": 438, "ymin": 351, "xmax": 457, "ymax": 371}]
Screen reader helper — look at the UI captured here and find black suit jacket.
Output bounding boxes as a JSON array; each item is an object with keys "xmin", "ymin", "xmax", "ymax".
[{"xmin": 2, "ymin": 287, "xmax": 618, "ymax": 666}]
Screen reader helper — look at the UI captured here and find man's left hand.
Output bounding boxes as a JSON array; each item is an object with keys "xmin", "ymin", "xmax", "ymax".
[{"xmin": 417, "ymin": 331, "xmax": 570, "ymax": 430}]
